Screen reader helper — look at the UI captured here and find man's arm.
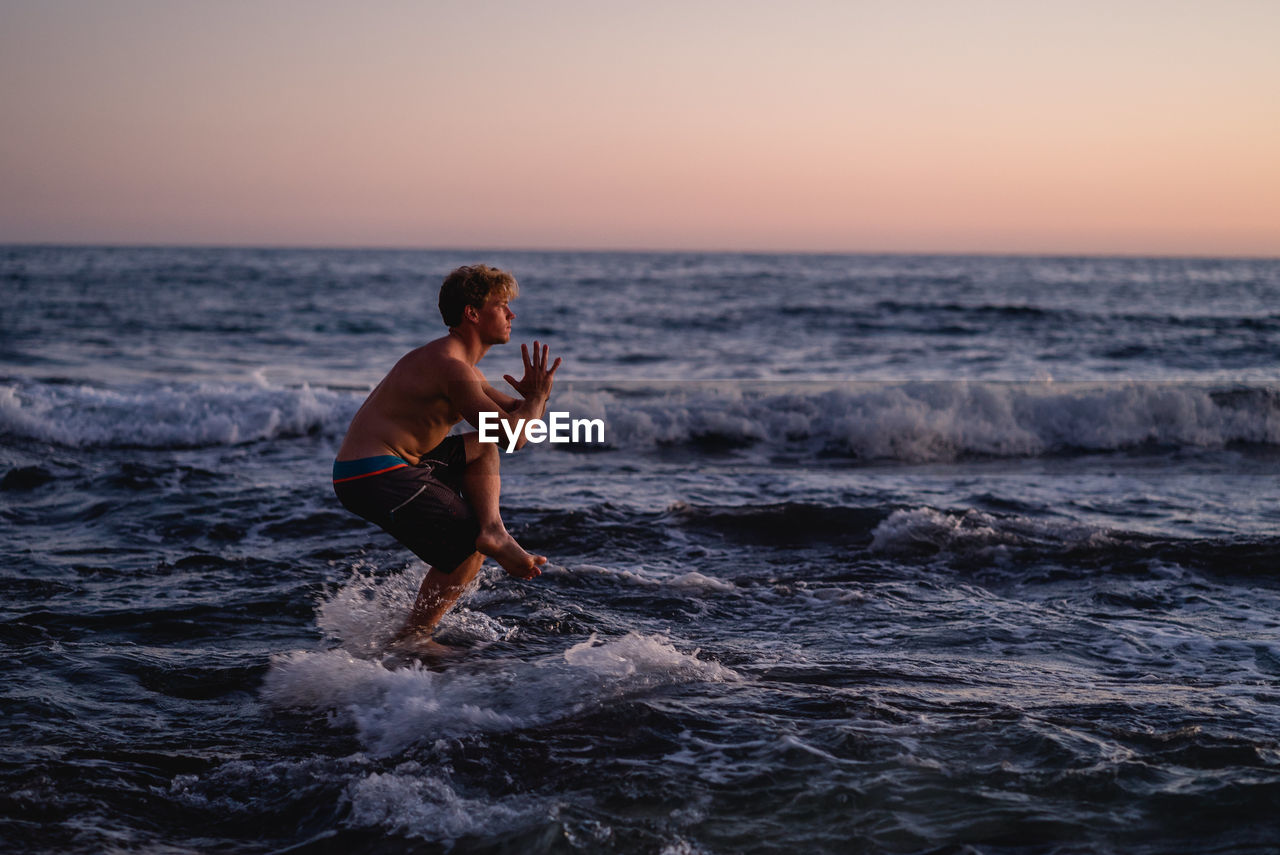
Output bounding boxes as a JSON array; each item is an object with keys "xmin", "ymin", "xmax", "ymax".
[
  {"xmin": 478, "ymin": 372, "xmax": 520, "ymax": 412},
  {"xmin": 446, "ymin": 342, "xmax": 560, "ymax": 450}
]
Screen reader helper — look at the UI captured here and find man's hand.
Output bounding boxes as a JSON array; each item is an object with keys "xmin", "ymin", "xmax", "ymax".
[{"xmin": 503, "ymin": 340, "xmax": 561, "ymax": 402}]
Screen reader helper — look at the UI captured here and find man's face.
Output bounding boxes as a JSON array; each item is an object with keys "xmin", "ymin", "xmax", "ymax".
[{"xmin": 476, "ymin": 293, "xmax": 515, "ymax": 344}]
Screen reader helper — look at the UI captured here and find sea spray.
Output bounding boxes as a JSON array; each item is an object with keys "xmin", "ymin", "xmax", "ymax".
[{"xmin": 263, "ymin": 632, "xmax": 737, "ymax": 756}]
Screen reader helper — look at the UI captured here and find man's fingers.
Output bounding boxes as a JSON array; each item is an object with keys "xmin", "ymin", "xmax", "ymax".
[
  {"xmin": 503, "ymin": 374, "xmax": 519, "ymax": 390},
  {"xmin": 519, "ymin": 339, "xmax": 560, "ymax": 382}
]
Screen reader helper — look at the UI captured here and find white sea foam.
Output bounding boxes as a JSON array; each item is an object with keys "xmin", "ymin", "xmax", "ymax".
[
  {"xmin": 267, "ymin": 574, "xmax": 738, "ymax": 755},
  {"xmin": 170, "ymin": 754, "xmax": 547, "ymax": 850},
  {"xmin": 560, "ymin": 562, "xmax": 736, "ymax": 594},
  {"xmin": 343, "ymin": 764, "xmax": 711, "ymax": 848},
  {"xmin": 264, "ymin": 632, "xmax": 736, "ymax": 755},
  {"xmin": 316, "ymin": 563, "xmax": 519, "ymax": 658},
  {"xmin": 668, "ymin": 571, "xmax": 737, "ymax": 594},
  {"xmin": 563, "ymin": 632, "xmax": 736, "ymax": 680},
  {"xmin": 0, "ymin": 378, "xmax": 355, "ymax": 448},
  {"xmin": 870, "ymin": 506, "xmax": 1113, "ymax": 557},
  {"xmin": 562, "ymin": 381, "xmax": 1280, "ymax": 460},
  {"xmin": 314, "ymin": 562, "xmax": 423, "ymax": 656},
  {"xmin": 6, "ymin": 377, "xmax": 1275, "ymax": 458},
  {"xmin": 344, "ymin": 764, "xmax": 548, "ymax": 845}
]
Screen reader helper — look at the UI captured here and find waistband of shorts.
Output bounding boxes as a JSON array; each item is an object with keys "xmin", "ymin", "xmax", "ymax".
[{"xmin": 332, "ymin": 455, "xmax": 410, "ymax": 483}]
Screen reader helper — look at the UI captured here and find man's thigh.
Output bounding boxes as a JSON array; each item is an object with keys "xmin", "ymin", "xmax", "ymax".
[{"xmin": 458, "ymin": 431, "xmax": 493, "ymax": 465}]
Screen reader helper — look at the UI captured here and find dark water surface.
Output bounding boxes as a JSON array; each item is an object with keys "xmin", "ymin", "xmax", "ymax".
[{"xmin": 3, "ymin": 247, "xmax": 1280, "ymax": 853}]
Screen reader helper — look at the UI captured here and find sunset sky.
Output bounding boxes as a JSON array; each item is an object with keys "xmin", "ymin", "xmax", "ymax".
[{"xmin": 1, "ymin": 0, "xmax": 1277, "ymax": 256}]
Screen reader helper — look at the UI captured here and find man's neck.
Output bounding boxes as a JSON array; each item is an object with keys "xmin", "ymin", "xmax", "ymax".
[{"xmin": 447, "ymin": 326, "xmax": 490, "ymax": 366}]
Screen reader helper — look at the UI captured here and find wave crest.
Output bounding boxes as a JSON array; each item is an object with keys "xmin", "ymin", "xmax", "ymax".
[
  {"xmin": 0, "ymin": 378, "xmax": 353, "ymax": 448},
  {"xmin": 5, "ymin": 377, "xmax": 1277, "ymax": 459},
  {"xmin": 558, "ymin": 381, "xmax": 1280, "ymax": 461}
]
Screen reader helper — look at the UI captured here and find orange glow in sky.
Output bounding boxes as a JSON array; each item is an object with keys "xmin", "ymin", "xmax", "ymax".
[{"xmin": 1, "ymin": 0, "xmax": 1277, "ymax": 256}]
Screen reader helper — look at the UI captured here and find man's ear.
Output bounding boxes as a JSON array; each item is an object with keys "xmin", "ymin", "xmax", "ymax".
[{"xmin": 463, "ymin": 304, "xmax": 479, "ymax": 323}]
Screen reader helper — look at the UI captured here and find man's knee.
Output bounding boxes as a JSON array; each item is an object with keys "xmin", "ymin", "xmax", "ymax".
[{"xmin": 462, "ymin": 431, "xmax": 499, "ymax": 466}]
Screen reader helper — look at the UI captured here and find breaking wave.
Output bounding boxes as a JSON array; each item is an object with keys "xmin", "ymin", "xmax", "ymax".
[
  {"xmin": 559, "ymin": 380, "xmax": 1280, "ymax": 460},
  {"xmin": 5, "ymin": 376, "xmax": 1279, "ymax": 460},
  {"xmin": 0, "ymin": 377, "xmax": 354, "ymax": 448}
]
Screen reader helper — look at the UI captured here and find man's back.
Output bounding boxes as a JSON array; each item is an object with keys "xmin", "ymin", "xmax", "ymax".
[{"xmin": 337, "ymin": 336, "xmax": 466, "ymax": 464}]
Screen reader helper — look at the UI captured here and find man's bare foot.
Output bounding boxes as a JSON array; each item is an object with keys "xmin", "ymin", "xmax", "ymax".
[
  {"xmin": 475, "ymin": 526, "xmax": 546, "ymax": 579},
  {"xmin": 386, "ymin": 628, "xmax": 467, "ymax": 665}
]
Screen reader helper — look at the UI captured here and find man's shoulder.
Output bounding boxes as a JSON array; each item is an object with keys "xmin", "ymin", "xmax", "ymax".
[{"xmin": 395, "ymin": 337, "xmax": 476, "ymax": 378}]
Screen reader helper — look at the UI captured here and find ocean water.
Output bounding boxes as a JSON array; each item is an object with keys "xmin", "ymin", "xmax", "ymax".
[{"xmin": 3, "ymin": 246, "xmax": 1280, "ymax": 854}]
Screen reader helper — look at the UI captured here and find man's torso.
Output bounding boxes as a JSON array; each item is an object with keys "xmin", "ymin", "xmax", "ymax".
[{"xmin": 337, "ymin": 337, "xmax": 467, "ymax": 464}]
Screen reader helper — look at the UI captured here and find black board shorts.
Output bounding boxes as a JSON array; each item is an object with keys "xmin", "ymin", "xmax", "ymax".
[{"xmin": 332, "ymin": 436, "xmax": 480, "ymax": 573}]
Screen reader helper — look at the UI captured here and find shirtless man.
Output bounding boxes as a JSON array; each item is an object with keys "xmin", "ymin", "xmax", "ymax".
[{"xmin": 332, "ymin": 264, "xmax": 559, "ymax": 648}]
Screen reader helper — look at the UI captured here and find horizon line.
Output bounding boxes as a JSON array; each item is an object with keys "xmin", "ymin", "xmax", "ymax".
[{"xmin": 3, "ymin": 239, "xmax": 1277, "ymax": 263}]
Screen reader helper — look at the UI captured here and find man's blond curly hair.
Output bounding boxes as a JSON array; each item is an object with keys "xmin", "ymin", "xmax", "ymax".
[{"xmin": 438, "ymin": 265, "xmax": 519, "ymax": 328}]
